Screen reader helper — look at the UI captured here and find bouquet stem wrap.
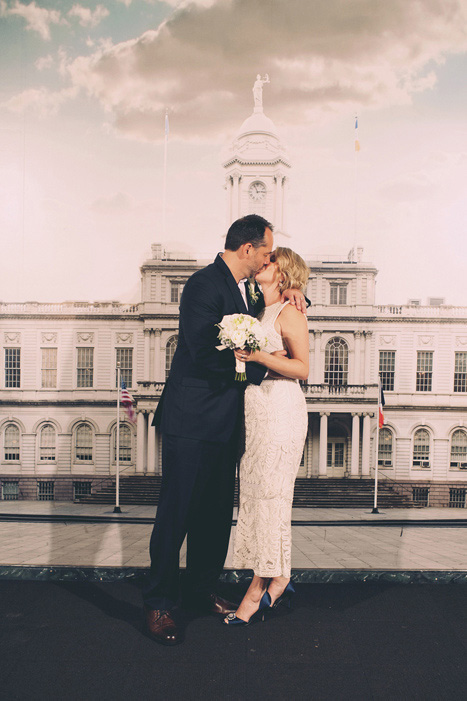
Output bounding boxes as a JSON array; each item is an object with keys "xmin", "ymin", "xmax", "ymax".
[
  {"xmin": 216, "ymin": 313, "xmax": 268, "ymax": 382},
  {"xmin": 235, "ymin": 359, "xmax": 246, "ymax": 382}
]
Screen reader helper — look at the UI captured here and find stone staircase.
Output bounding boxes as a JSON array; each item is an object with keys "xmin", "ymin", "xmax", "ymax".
[{"xmin": 77, "ymin": 476, "xmax": 413, "ymax": 508}]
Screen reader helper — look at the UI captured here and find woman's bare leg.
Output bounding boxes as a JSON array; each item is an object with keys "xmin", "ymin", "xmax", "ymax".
[
  {"xmin": 267, "ymin": 575, "xmax": 290, "ymax": 605},
  {"xmin": 226, "ymin": 575, "xmax": 268, "ymax": 622}
]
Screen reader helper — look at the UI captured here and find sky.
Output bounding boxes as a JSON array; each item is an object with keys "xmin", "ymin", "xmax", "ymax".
[{"xmin": 1, "ymin": 0, "xmax": 467, "ymax": 305}]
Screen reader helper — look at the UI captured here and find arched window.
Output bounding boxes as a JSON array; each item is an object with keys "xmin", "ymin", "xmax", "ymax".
[
  {"xmin": 378, "ymin": 427, "xmax": 393, "ymax": 466},
  {"xmin": 40, "ymin": 424, "xmax": 56, "ymax": 461},
  {"xmin": 413, "ymin": 428, "xmax": 430, "ymax": 467},
  {"xmin": 113, "ymin": 424, "xmax": 132, "ymax": 463},
  {"xmin": 324, "ymin": 337, "xmax": 348, "ymax": 386},
  {"xmin": 450, "ymin": 429, "xmax": 467, "ymax": 468},
  {"xmin": 75, "ymin": 423, "xmax": 93, "ymax": 462},
  {"xmin": 165, "ymin": 335, "xmax": 178, "ymax": 380},
  {"xmin": 4, "ymin": 424, "xmax": 20, "ymax": 461}
]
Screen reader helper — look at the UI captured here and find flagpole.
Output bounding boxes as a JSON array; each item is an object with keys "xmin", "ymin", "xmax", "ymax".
[
  {"xmin": 162, "ymin": 109, "xmax": 169, "ymax": 239},
  {"xmin": 114, "ymin": 362, "xmax": 122, "ymax": 514},
  {"xmin": 372, "ymin": 375, "xmax": 380, "ymax": 514},
  {"xmin": 352, "ymin": 114, "xmax": 359, "ymax": 263}
]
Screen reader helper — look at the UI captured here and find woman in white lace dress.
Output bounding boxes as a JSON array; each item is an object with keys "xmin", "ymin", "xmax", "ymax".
[{"xmin": 224, "ymin": 247, "xmax": 309, "ymax": 626}]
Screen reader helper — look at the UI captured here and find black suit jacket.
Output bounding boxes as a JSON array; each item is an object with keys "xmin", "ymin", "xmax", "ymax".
[{"xmin": 153, "ymin": 254, "xmax": 267, "ymax": 443}]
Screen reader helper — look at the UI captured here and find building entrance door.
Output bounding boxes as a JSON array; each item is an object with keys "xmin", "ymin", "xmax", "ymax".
[{"xmin": 327, "ymin": 439, "xmax": 346, "ymax": 477}]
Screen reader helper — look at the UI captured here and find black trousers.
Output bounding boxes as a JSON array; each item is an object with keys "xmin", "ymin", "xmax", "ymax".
[{"xmin": 143, "ymin": 429, "xmax": 239, "ymax": 611}]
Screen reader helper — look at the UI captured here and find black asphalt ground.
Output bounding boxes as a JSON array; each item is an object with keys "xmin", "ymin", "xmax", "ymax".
[{"xmin": 1, "ymin": 580, "xmax": 466, "ymax": 700}]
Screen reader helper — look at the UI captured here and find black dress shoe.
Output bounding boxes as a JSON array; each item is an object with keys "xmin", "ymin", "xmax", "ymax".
[{"xmin": 144, "ymin": 607, "xmax": 182, "ymax": 646}]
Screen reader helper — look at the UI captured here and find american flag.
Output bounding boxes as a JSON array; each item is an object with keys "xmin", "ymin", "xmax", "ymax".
[
  {"xmin": 121, "ymin": 381, "xmax": 136, "ymax": 423},
  {"xmin": 379, "ymin": 382, "xmax": 385, "ymax": 429}
]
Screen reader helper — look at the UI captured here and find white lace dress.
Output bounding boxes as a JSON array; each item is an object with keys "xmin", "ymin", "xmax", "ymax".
[{"xmin": 232, "ymin": 301, "xmax": 308, "ymax": 578}]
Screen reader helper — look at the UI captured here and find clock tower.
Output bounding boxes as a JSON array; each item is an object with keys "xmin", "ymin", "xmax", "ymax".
[{"xmin": 222, "ymin": 76, "xmax": 291, "ymax": 234}]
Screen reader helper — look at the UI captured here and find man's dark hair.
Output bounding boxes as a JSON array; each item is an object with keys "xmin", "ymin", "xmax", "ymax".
[{"xmin": 225, "ymin": 215, "xmax": 273, "ymax": 251}]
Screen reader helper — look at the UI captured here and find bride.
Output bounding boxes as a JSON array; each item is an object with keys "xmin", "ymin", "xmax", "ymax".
[{"xmin": 224, "ymin": 247, "xmax": 309, "ymax": 626}]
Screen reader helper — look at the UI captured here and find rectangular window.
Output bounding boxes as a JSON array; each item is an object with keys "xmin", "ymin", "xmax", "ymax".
[
  {"xmin": 454, "ymin": 352, "xmax": 467, "ymax": 393},
  {"xmin": 379, "ymin": 351, "xmax": 395, "ymax": 392},
  {"xmin": 330, "ymin": 283, "xmax": 347, "ymax": 305},
  {"xmin": 41, "ymin": 348, "xmax": 57, "ymax": 388},
  {"xmin": 77, "ymin": 347, "xmax": 93, "ymax": 388},
  {"xmin": 2, "ymin": 481, "xmax": 19, "ymax": 501},
  {"xmin": 416, "ymin": 351, "xmax": 433, "ymax": 392},
  {"xmin": 116, "ymin": 348, "xmax": 133, "ymax": 388},
  {"xmin": 412, "ymin": 487, "xmax": 429, "ymax": 507},
  {"xmin": 73, "ymin": 481, "xmax": 91, "ymax": 500},
  {"xmin": 37, "ymin": 481, "xmax": 54, "ymax": 501},
  {"xmin": 5, "ymin": 348, "xmax": 20, "ymax": 388},
  {"xmin": 449, "ymin": 488, "xmax": 466, "ymax": 509},
  {"xmin": 170, "ymin": 280, "xmax": 185, "ymax": 304}
]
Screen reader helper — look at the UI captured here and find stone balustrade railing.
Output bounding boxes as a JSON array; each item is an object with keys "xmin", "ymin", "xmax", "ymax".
[{"xmin": 0, "ymin": 302, "xmax": 140, "ymax": 315}]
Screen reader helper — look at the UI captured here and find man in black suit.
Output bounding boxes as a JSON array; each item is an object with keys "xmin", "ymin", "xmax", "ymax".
[{"xmin": 143, "ymin": 215, "xmax": 304, "ymax": 645}]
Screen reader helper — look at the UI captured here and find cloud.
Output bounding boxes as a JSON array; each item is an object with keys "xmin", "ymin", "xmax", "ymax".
[
  {"xmin": 1, "ymin": 0, "xmax": 65, "ymax": 40},
  {"xmin": 35, "ymin": 53, "xmax": 53, "ymax": 71},
  {"xmin": 61, "ymin": 0, "xmax": 467, "ymax": 142},
  {"xmin": 90, "ymin": 192, "xmax": 135, "ymax": 213},
  {"xmin": 68, "ymin": 4, "xmax": 109, "ymax": 28},
  {"xmin": 4, "ymin": 86, "xmax": 78, "ymax": 117}
]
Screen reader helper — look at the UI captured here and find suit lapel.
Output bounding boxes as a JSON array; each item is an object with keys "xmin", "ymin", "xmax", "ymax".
[{"xmin": 214, "ymin": 253, "xmax": 248, "ymax": 313}]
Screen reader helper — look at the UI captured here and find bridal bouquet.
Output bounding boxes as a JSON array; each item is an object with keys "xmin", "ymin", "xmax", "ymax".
[{"xmin": 216, "ymin": 313, "xmax": 267, "ymax": 381}]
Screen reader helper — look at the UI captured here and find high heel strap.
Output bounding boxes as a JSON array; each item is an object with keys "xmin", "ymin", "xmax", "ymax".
[{"xmin": 272, "ymin": 581, "xmax": 296, "ymax": 610}]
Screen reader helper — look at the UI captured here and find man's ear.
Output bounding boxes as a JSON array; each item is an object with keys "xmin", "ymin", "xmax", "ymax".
[{"xmin": 240, "ymin": 242, "xmax": 253, "ymax": 259}]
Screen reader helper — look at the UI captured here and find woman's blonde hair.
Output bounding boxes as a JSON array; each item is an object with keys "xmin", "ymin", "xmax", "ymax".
[{"xmin": 274, "ymin": 247, "xmax": 309, "ymax": 293}]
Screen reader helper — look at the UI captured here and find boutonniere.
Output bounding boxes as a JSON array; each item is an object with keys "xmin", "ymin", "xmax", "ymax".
[{"xmin": 248, "ymin": 279, "xmax": 260, "ymax": 305}]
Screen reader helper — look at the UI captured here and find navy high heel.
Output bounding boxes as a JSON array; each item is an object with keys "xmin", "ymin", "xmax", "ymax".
[
  {"xmin": 271, "ymin": 581, "xmax": 295, "ymax": 610},
  {"xmin": 223, "ymin": 590, "xmax": 272, "ymax": 626}
]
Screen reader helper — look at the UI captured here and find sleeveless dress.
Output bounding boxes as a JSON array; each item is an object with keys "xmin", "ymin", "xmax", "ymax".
[{"xmin": 232, "ymin": 301, "xmax": 308, "ymax": 578}]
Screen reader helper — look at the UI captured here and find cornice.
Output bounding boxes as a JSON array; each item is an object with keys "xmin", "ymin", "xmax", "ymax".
[{"xmin": 223, "ymin": 156, "xmax": 291, "ymax": 168}]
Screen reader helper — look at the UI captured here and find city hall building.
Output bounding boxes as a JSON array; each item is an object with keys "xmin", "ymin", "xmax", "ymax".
[{"xmin": 1, "ymin": 97, "xmax": 467, "ymax": 508}]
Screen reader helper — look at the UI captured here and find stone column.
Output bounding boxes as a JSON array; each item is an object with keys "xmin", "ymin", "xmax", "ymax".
[
  {"xmin": 281, "ymin": 176, "xmax": 287, "ymax": 232},
  {"xmin": 136, "ymin": 411, "xmax": 146, "ymax": 473},
  {"xmin": 273, "ymin": 175, "xmax": 279, "ymax": 225},
  {"xmin": 147, "ymin": 411, "xmax": 156, "ymax": 474},
  {"xmin": 154, "ymin": 329, "xmax": 162, "ymax": 382},
  {"xmin": 276, "ymin": 174, "xmax": 284, "ymax": 230},
  {"xmin": 143, "ymin": 329, "xmax": 151, "ymax": 380},
  {"xmin": 149, "ymin": 331, "xmax": 155, "ymax": 382},
  {"xmin": 154, "ymin": 428, "xmax": 160, "ymax": 475},
  {"xmin": 307, "ymin": 331, "xmax": 313, "ymax": 384},
  {"xmin": 306, "ymin": 423, "xmax": 313, "ymax": 478},
  {"xmin": 354, "ymin": 331, "xmax": 362, "ymax": 385},
  {"xmin": 363, "ymin": 331, "xmax": 373, "ymax": 385},
  {"xmin": 313, "ymin": 331, "xmax": 322, "ymax": 385},
  {"xmin": 361, "ymin": 412, "xmax": 372, "ymax": 477},
  {"xmin": 319, "ymin": 412, "xmax": 329, "ymax": 478},
  {"xmin": 351, "ymin": 413, "xmax": 360, "ymax": 478}
]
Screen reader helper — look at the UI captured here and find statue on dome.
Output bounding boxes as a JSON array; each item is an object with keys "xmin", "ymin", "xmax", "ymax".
[{"xmin": 253, "ymin": 74, "xmax": 270, "ymax": 112}]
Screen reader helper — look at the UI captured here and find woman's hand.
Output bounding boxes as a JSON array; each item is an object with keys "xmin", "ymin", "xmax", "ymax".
[
  {"xmin": 281, "ymin": 288, "xmax": 307, "ymax": 314},
  {"xmin": 234, "ymin": 348, "xmax": 287, "ymax": 366},
  {"xmin": 234, "ymin": 348, "xmax": 258, "ymax": 363}
]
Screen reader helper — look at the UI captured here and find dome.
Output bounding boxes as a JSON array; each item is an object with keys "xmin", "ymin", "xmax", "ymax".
[{"xmin": 236, "ymin": 111, "xmax": 279, "ymax": 139}]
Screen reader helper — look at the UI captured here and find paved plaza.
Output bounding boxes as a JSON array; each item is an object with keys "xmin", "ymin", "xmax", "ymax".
[{"xmin": 1, "ymin": 502, "xmax": 466, "ymax": 572}]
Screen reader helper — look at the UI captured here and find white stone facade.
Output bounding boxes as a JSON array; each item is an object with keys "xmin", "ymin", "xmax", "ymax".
[
  {"xmin": 1, "ymin": 95, "xmax": 467, "ymax": 506},
  {"xmin": 1, "ymin": 254, "xmax": 467, "ymax": 504}
]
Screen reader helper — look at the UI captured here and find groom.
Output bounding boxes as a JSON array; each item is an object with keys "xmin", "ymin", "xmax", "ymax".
[{"xmin": 143, "ymin": 215, "xmax": 305, "ymax": 645}]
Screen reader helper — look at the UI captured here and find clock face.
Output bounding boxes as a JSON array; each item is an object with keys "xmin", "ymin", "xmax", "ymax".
[{"xmin": 249, "ymin": 181, "xmax": 266, "ymax": 201}]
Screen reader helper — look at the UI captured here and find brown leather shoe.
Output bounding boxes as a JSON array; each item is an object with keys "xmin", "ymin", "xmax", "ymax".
[
  {"xmin": 207, "ymin": 594, "xmax": 237, "ymax": 616},
  {"xmin": 144, "ymin": 608, "xmax": 182, "ymax": 646}
]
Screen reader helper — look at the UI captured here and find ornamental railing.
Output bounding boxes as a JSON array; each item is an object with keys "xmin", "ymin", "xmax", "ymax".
[
  {"xmin": 134, "ymin": 381, "xmax": 377, "ymax": 400},
  {"xmin": 377, "ymin": 305, "xmax": 467, "ymax": 318},
  {"xmin": 301, "ymin": 383, "xmax": 377, "ymax": 397},
  {"xmin": 0, "ymin": 302, "xmax": 140, "ymax": 315}
]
